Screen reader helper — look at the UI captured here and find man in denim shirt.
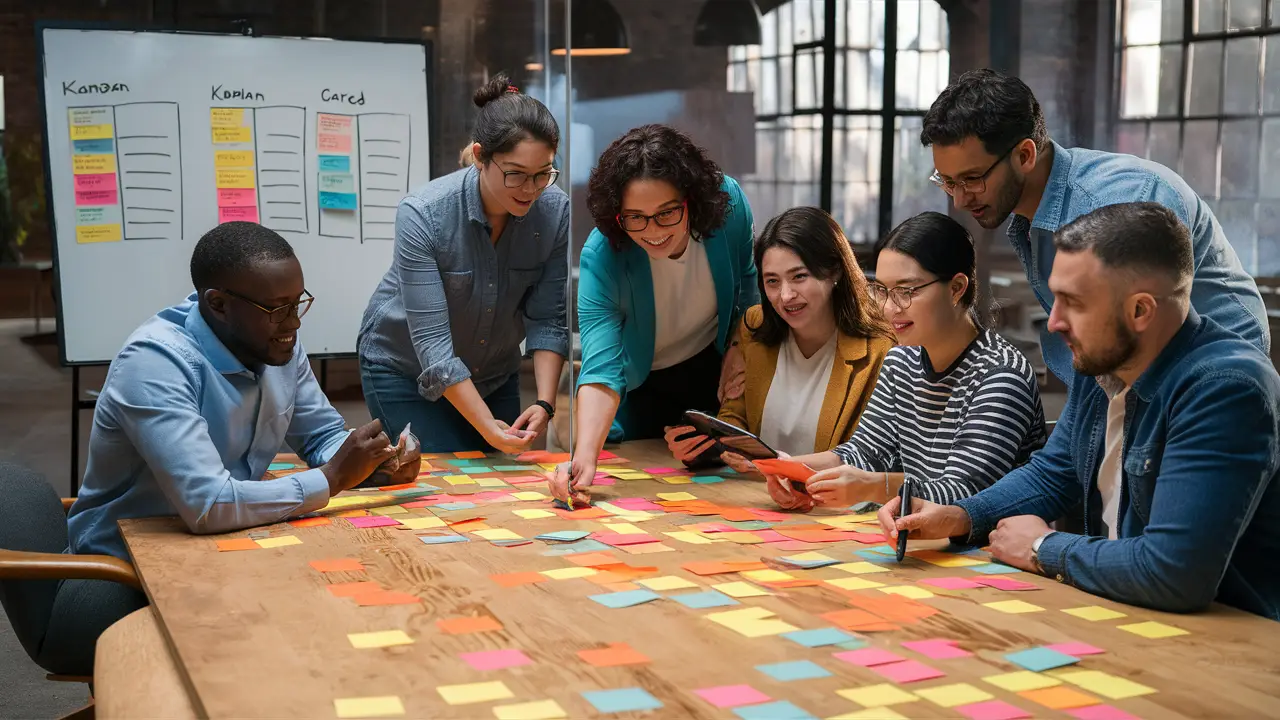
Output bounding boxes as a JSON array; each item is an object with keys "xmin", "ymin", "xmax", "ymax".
[
  {"xmin": 880, "ymin": 204, "xmax": 1280, "ymax": 620},
  {"xmin": 921, "ymin": 69, "xmax": 1268, "ymax": 386}
]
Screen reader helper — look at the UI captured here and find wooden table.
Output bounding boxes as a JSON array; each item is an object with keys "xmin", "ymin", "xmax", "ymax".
[{"xmin": 111, "ymin": 440, "xmax": 1280, "ymax": 719}]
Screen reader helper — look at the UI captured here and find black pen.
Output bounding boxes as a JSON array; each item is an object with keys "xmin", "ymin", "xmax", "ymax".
[{"xmin": 895, "ymin": 478, "xmax": 912, "ymax": 562}]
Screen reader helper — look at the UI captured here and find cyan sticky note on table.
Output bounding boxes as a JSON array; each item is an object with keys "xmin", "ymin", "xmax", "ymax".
[
  {"xmin": 267, "ymin": 462, "xmax": 295, "ymax": 471},
  {"xmin": 418, "ymin": 534, "xmax": 469, "ymax": 545},
  {"xmin": 582, "ymin": 688, "xmax": 663, "ymax": 713},
  {"xmin": 782, "ymin": 628, "xmax": 854, "ymax": 648},
  {"xmin": 755, "ymin": 660, "xmax": 832, "ymax": 682},
  {"xmin": 854, "ymin": 550, "xmax": 894, "ymax": 562},
  {"xmin": 536, "ymin": 530, "xmax": 591, "ymax": 542},
  {"xmin": 864, "ymin": 545, "xmax": 898, "ymax": 556},
  {"xmin": 969, "ymin": 562, "xmax": 1024, "ymax": 574},
  {"xmin": 493, "ymin": 465, "xmax": 533, "ymax": 472},
  {"xmin": 733, "ymin": 700, "xmax": 816, "ymax": 719},
  {"xmin": 319, "ymin": 191, "xmax": 358, "ymax": 210},
  {"xmin": 433, "ymin": 502, "xmax": 476, "ymax": 511},
  {"xmin": 726, "ymin": 520, "xmax": 774, "ymax": 531},
  {"xmin": 671, "ymin": 591, "xmax": 739, "ymax": 609},
  {"xmin": 589, "ymin": 589, "xmax": 661, "ymax": 608},
  {"xmin": 447, "ymin": 459, "xmax": 480, "ymax": 466},
  {"xmin": 459, "ymin": 466, "xmax": 494, "ymax": 474},
  {"xmin": 692, "ymin": 475, "xmax": 725, "ymax": 484},
  {"xmin": 1005, "ymin": 647, "xmax": 1080, "ymax": 672},
  {"xmin": 541, "ymin": 539, "xmax": 612, "ymax": 556}
]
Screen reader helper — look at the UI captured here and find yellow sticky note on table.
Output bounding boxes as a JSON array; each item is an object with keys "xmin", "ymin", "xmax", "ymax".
[
  {"xmin": 984, "ymin": 671, "xmax": 1062, "ymax": 692},
  {"xmin": 399, "ymin": 517, "xmax": 446, "ymax": 530},
  {"xmin": 664, "ymin": 531, "xmax": 716, "ymax": 544},
  {"xmin": 514, "ymin": 509, "xmax": 555, "ymax": 520},
  {"xmin": 438, "ymin": 681, "xmax": 514, "ymax": 705},
  {"xmin": 72, "ymin": 153, "xmax": 116, "ymax": 174},
  {"xmin": 1052, "ymin": 670, "xmax": 1155, "ymax": 699},
  {"xmin": 370, "ymin": 505, "xmax": 408, "ymax": 516},
  {"xmin": 984, "ymin": 599, "xmax": 1043, "ymax": 614},
  {"xmin": 511, "ymin": 491, "xmax": 546, "ymax": 501},
  {"xmin": 712, "ymin": 581, "xmax": 772, "ymax": 597},
  {"xmin": 878, "ymin": 585, "xmax": 935, "ymax": 599},
  {"xmin": 493, "ymin": 699, "xmax": 567, "ymax": 720},
  {"xmin": 1062, "ymin": 605, "xmax": 1127, "ymax": 621},
  {"xmin": 910, "ymin": 550, "xmax": 987, "ymax": 567},
  {"xmin": 709, "ymin": 607, "xmax": 774, "ymax": 623},
  {"xmin": 212, "ymin": 125, "xmax": 252, "ymax": 143},
  {"xmin": 659, "ymin": 475, "xmax": 692, "ymax": 484},
  {"xmin": 255, "ymin": 535, "xmax": 302, "ymax": 548},
  {"xmin": 826, "ymin": 577, "xmax": 885, "ymax": 591},
  {"xmin": 915, "ymin": 683, "xmax": 993, "ymax": 708},
  {"xmin": 445, "ymin": 475, "xmax": 476, "ymax": 485},
  {"xmin": 540, "ymin": 567, "xmax": 597, "ymax": 580},
  {"xmin": 833, "ymin": 562, "xmax": 892, "ymax": 575},
  {"xmin": 657, "ymin": 492, "xmax": 697, "ymax": 501},
  {"xmin": 476, "ymin": 477, "xmax": 510, "ymax": 488},
  {"xmin": 216, "ymin": 169, "xmax": 255, "ymax": 188},
  {"xmin": 1118, "ymin": 620, "xmax": 1188, "ymax": 638},
  {"xmin": 214, "ymin": 150, "xmax": 255, "ymax": 167},
  {"xmin": 76, "ymin": 224, "xmax": 122, "ymax": 244},
  {"xmin": 70, "ymin": 123, "xmax": 113, "ymax": 140},
  {"xmin": 787, "ymin": 551, "xmax": 836, "ymax": 563},
  {"xmin": 829, "ymin": 709, "xmax": 909, "ymax": 720},
  {"xmin": 732, "ymin": 618, "xmax": 799, "ymax": 637},
  {"xmin": 638, "ymin": 575, "xmax": 699, "ymax": 591},
  {"xmin": 836, "ymin": 684, "xmax": 918, "ymax": 707},
  {"xmin": 210, "ymin": 108, "xmax": 246, "ymax": 127},
  {"xmin": 348, "ymin": 630, "xmax": 414, "ymax": 649},
  {"xmin": 741, "ymin": 569, "xmax": 794, "ymax": 582},
  {"xmin": 601, "ymin": 522, "xmax": 646, "ymax": 535},
  {"xmin": 474, "ymin": 528, "xmax": 522, "ymax": 541},
  {"xmin": 334, "ymin": 696, "xmax": 405, "ymax": 718}
]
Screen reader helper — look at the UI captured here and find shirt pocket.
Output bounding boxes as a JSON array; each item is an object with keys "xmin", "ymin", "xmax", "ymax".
[
  {"xmin": 1122, "ymin": 441, "xmax": 1164, "ymax": 524},
  {"xmin": 440, "ymin": 270, "xmax": 475, "ymax": 304}
]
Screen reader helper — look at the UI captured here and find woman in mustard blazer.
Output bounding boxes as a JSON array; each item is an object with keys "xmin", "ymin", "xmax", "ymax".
[{"xmin": 665, "ymin": 207, "xmax": 894, "ymax": 468}]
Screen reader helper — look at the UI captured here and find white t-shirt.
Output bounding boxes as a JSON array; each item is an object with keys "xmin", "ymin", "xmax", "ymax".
[
  {"xmin": 759, "ymin": 333, "xmax": 838, "ymax": 455},
  {"xmin": 1096, "ymin": 383, "xmax": 1129, "ymax": 540},
  {"xmin": 650, "ymin": 241, "xmax": 718, "ymax": 370}
]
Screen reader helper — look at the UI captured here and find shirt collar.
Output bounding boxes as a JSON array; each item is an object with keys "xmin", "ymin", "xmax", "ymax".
[
  {"xmin": 463, "ymin": 165, "xmax": 488, "ymax": 227},
  {"xmin": 1129, "ymin": 308, "xmax": 1202, "ymax": 403},
  {"xmin": 1030, "ymin": 140, "xmax": 1073, "ymax": 231},
  {"xmin": 183, "ymin": 293, "xmax": 251, "ymax": 376}
]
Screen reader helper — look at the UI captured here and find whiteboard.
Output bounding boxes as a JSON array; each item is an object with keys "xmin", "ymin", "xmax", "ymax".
[{"xmin": 38, "ymin": 27, "xmax": 432, "ymax": 363}]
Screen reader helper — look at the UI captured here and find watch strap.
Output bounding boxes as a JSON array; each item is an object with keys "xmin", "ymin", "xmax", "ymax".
[{"xmin": 534, "ymin": 400, "xmax": 555, "ymax": 418}]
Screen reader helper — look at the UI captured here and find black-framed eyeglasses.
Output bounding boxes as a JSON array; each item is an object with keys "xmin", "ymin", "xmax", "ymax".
[
  {"xmin": 221, "ymin": 288, "xmax": 314, "ymax": 323},
  {"xmin": 502, "ymin": 168, "xmax": 560, "ymax": 190},
  {"xmin": 869, "ymin": 279, "xmax": 942, "ymax": 310},
  {"xmin": 928, "ymin": 137, "xmax": 1029, "ymax": 196},
  {"xmin": 617, "ymin": 202, "xmax": 687, "ymax": 233}
]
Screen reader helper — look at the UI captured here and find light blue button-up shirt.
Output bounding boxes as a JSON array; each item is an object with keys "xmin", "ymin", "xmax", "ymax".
[
  {"xmin": 1006, "ymin": 141, "xmax": 1269, "ymax": 386},
  {"xmin": 68, "ymin": 295, "xmax": 350, "ymax": 561}
]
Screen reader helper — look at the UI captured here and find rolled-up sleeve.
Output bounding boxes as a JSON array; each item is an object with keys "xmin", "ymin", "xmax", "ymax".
[
  {"xmin": 523, "ymin": 200, "xmax": 570, "ymax": 358},
  {"xmin": 396, "ymin": 199, "xmax": 470, "ymax": 400},
  {"xmin": 576, "ymin": 243, "xmax": 628, "ymax": 395}
]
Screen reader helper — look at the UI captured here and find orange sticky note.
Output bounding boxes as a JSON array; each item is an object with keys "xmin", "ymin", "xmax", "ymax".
[
  {"xmin": 1018, "ymin": 686, "xmax": 1101, "ymax": 710},
  {"xmin": 848, "ymin": 593, "xmax": 939, "ymax": 623},
  {"xmin": 289, "ymin": 517, "xmax": 332, "ymax": 528},
  {"xmin": 327, "ymin": 581, "xmax": 382, "ymax": 598},
  {"xmin": 553, "ymin": 507, "xmax": 611, "ymax": 520},
  {"xmin": 567, "ymin": 552, "xmax": 620, "ymax": 567},
  {"xmin": 437, "ymin": 616, "xmax": 503, "ymax": 634},
  {"xmin": 577, "ymin": 642, "xmax": 649, "ymax": 667},
  {"xmin": 355, "ymin": 590, "xmax": 421, "ymax": 606},
  {"xmin": 682, "ymin": 560, "xmax": 767, "ymax": 575},
  {"xmin": 822, "ymin": 608, "xmax": 900, "ymax": 631},
  {"xmin": 310, "ymin": 558, "xmax": 365, "ymax": 572},
  {"xmin": 454, "ymin": 451, "xmax": 488, "ymax": 459},
  {"xmin": 377, "ymin": 483, "xmax": 418, "ymax": 491},
  {"xmin": 215, "ymin": 538, "xmax": 259, "ymax": 552},
  {"xmin": 491, "ymin": 572, "xmax": 549, "ymax": 588}
]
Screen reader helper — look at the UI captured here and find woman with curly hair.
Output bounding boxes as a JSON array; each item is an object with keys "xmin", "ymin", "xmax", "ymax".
[
  {"xmin": 549, "ymin": 124, "xmax": 758, "ymax": 505},
  {"xmin": 663, "ymin": 207, "xmax": 895, "ymax": 469}
]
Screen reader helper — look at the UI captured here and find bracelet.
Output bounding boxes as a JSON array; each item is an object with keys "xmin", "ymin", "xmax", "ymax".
[{"xmin": 534, "ymin": 400, "xmax": 555, "ymax": 419}]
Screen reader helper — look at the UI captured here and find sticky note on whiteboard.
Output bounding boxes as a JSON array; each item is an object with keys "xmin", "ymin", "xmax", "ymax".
[
  {"xmin": 212, "ymin": 125, "xmax": 252, "ymax": 143},
  {"xmin": 218, "ymin": 205, "xmax": 259, "ymax": 223},
  {"xmin": 216, "ymin": 169, "xmax": 255, "ymax": 189},
  {"xmin": 319, "ymin": 172, "xmax": 355, "ymax": 193},
  {"xmin": 214, "ymin": 150, "xmax": 255, "ymax": 167},
  {"xmin": 210, "ymin": 108, "xmax": 246, "ymax": 127},
  {"xmin": 70, "ymin": 123, "xmax": 113, "ymax": 141},
  {"xmin": 217, "ymin": 188, "xmax": 256, "ymax": 207},
  {"xmin": 319, "ymin": 191, "xmax": 358, "ymax": 210},
  {"xmin": 319, "ymin": 154, "xmax": 350, "ymax": 172},
  {"xmin": 72, "ymin": 154, "xmax": 116, "ymax": 175},
  {"xmin": 68, "ymin": 107, "xmax": 111, "ymax": 126},
  {"xmin": 318, "ymin": 133, "xmax": 353, "ymax": 153},
  {"xmin": 76, "ymin": 224, "xmax": 122, "ymax": 243}
]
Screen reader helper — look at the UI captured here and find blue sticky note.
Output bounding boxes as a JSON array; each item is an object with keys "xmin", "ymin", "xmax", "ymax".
[
  {"xmin": 267, "ymin": 462, "xmax": 295, "ymax": 471},
  {"xmin": 969, "ymin": 562, "xmax": 1023, "ymax": 574},
  {"xmin": 418, "ymin": 534, "xmax": 469, "ymax": 545},
  {"xmin": 942, "ymin": 543, "xmax": 984, "ymax": 555},
  {"xmin": 447, "ymin": 459, "xmax": 480, "ymax": 466},
  {"xmin": 581, "ymin": 688, "xmax": 663, "ymax": 713},
  {"xmin": 390, "ymin": 488, "xmax": 437, "ymax": 498},
  {"xmin": 755, "ymin": 660, "xmax": 832, "ymax": 682},
  {"xmin": 1005, "ymin": 647, "xmax": 1080, "ymax": 672},
  {"xmin": 718, "ymin": 467, "xmax": 739, "ymax": 474},
  {"xmin": 782, "ymin": 628, "xmax": 855, "ymax": 648},
  {"xmin": 589, "ymin": 590, "xmax": 662, "ymax": 609},
  {"xmin": 433, "ymin": 502, "xmax": 476, "ymax": 511},
  {"xmin": 671, "ymin": 591, "xmax": 739, "ymax": 609},
  {"xmin": 692, "ymin": 475, "xmax": 725, "ymax": 484},
  {"xmin": 73, "ymin": 138, "xmax": 114, "ymax": 154},
  {"xmin": 854, "ymin": 549, "xmax": 894, "ymax": 562},
  {"xmin": 541, "ymin": 539, "xmax": 612, "ymax": 556},
  {"xmin": 865, "ymin": 545, "xmax": 899, "ymax": 556},
  {"xmin": 726, "ymin": 520, "xmax": 774, "ymax": 531},
  {"xmin": 778, "ymin": 556, "xmax": 840, "ymax": 569},
  {"xmin": 536, "ymin": 530, "xmax": 591, "ymax": 542},
  {"xmin": 733, "ymin": 700, "xmax": 816, "ymax": 719},
  {"xmin": 318, "ymin": 172, "xmax": 356, "ymax": 193},
  {"xmin": 319, "ymin": 191, "xmax": 358, "ymax": 210},
  {"xmin": 318, "ymin": 154, "xmax": 350, "ymax": 172},
  {"xmin": 493, "ymin": 465, "xmax": 533, "ymax": 471},
  {"xmin": 459, "ymin": 466, "xmax": 495, "ymax": 474}
]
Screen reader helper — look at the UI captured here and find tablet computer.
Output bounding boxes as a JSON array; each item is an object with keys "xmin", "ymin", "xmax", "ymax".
[{"xmin": 681, "ymin": 410, "xmax": 780, "ymax": 461}]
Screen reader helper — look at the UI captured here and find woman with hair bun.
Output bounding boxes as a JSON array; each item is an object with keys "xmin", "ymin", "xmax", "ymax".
[{"xmin": 359, "ymin": 73, "xmax": 568, "ymax": 456}]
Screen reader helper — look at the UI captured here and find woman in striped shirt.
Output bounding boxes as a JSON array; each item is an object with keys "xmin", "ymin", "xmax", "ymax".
[{"xmin": 764, "ymin": 211, "xmax": 1047, "ymax": 511}]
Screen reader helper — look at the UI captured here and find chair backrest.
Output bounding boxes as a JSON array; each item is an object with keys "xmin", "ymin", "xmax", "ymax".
[{"xmin": 0, "ymin": 462, "xmax": 70, "ymax": 664}]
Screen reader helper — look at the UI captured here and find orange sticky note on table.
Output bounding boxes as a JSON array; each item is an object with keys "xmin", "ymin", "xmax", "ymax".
[
  {"xmin": 683, "ymin": 560, "xmax": 767, "ymax": 575},
  {"xmin": 491, "ymin": 571, "xmax": 549, "ymax": 588},
  {"xmin": 822, "ymin": 608, "xmax": 901, "ymax": 631},
  {"xmin": 215, "ymin": 538, "xmax": 258, "ymax": 552},
  {"xmin": 289, "ymin": 516, "xmax": 331, "ymax": 528},
  {"xmin": 578, "ymin": 642, "xmax": 649, "ymax": 667},
  {"xmin": 454, "ymin": 451, "xmax": 488, "ymax": 459},
  {"xmin": 377, "ymin": 483, "xmax": 418, "ymax": 491},
  {"xmin": 437, "ymin": 616, "xmax": 503, "ymax": 634},
  {"xmin": 553, "ymin": 507, "xmax": 611, "ymax": 520},
  {"xmin": 355, "ymin": 590, "xmax": 421, "ymax": 607},
  {"xmin": 1019, "ymin": 686, "xmax": 1101, "ymax": 710},
  {"xmin": 310, "ymin": 558, "xmax": 365, "ymax": 573},
  {"xmin": 848, "ymin": 593, "xmax": 939, "ymax": 623},
  {"xmin": 327, "ymin": 581, "xmax": 382, "ymax": 598},
  {"xmin": 567, "ymin": 552, "xmax": 620, "ymax": 567}
]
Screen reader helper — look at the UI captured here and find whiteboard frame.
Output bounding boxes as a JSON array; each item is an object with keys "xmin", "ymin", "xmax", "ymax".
[{"xmin": 36, "ymin": 21, "xmax": 437, "ymax": 366}]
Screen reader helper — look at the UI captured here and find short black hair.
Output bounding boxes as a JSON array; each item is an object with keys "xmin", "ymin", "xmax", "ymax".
[
  {"xmin": 190, "ymin": 221, "xmax": 296, "ymax": 292},
  {"xmin": 875, "ymin": 211, "xmax": 985, "ymax": 327},
  {"xmin": 920, "ymin": 68, "xmax": 1048, "ymax": 156},
  {"xmin": 587, "ymin": 124, "xmax": 730, "ymax": 252},
  {"xmin": 472, "ymin": 72, "xmax": 560, "ymax": 162},
  {"xmin": 1054, "ymin": 202, "xmax": 1193, "ymax": 286}
]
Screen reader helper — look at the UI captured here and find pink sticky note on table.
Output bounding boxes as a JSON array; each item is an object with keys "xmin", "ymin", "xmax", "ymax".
[
  {"xmin": 975, "ymin": 576, "xmax": 1039, "ymax": 591},
  {"xmin": 318, "ymin": 133, "xmax": 353, "ymax": 153},
  {"xmin": 770, "ymin": 540, "xmax": 821, "ymax": 550},
  {"xmin": 347, "ymin": 515, "xmax": 401, "ymax": 528},
  {"xmin": 1065, "ymin": 706, "xmax": 1141, "ymax": 720},
  {"xmin": 460, "ymin": 648, "xmax": 531, "ymax": 671},
  {"xmin": 957, "ymin": 700, "xmax": 1032, "ymax": 720},
  {"xmin": 1046, "ymin": 642, "xmax": 1105, "ymax": 657},
  {"xmin": 901, "ymin": 639, "xmax": 972, "ymax": 659},
  {"xmin": 505, "ymin": 475, "xmax": 546, "ymax": 485},
  {"xmin": 696, "ymin": 523, "xmax": 737, "ymax": 533},
  {"xmin": 849, "ymin": 532, "xmax": 888, "ymax": 544},
  {"xmin": 75, "ymin": 173, "xmax": 116, "ymax": 191},
  {"xmin": 871, "ymin": 659, "xmax": 946, "ymax": 683},
  {"xmin": 593, "ymin": 533, "xmax": 659, "ymax": 546},
  {"xmin": 75, "ymin": 188, "xmax": 118, "ymax": 206},
  {"xmin": 695, "ymin": 685, "xmax": 772, "ymax": 708},
  {"xmin": 595, "ymin": 476, "xmax": 617, "ymax": 486},
  {"xmin": 217, "ymin": 188, "xmax": 257, "ymax": 207},
  {"xmin": 643, "ymin": 467, "xmax": 678, "ymax": 474},
  {"xmin": 750, "ymin": 530, "xmax": 789, "ymax": 543},
  {"xmin": 920, "ymin": 577, "xmax": 984, "ymax": 590},
  {"xmin": 833, "ymin": 648, "xmax": 906, "ymax": 667},
  {"xmin": 218, "ymin": 205, "xmax": 258, "ymax": 223}
]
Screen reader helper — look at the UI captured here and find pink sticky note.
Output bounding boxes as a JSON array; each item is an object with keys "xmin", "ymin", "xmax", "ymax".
[
  {"xmin": 505, "ymin": 475, "xmax": 546, "ymax": 485},
  {"xmin": 595, "ymin": 476, "xmax": 617, "ymax": 486},
  {"xmin": 694, "ymin": 685, "xmax": 772, "ymax": 709},
  {"xmin": 75, "ymin": 188, "xmax": 118, "ymax": 206},
  {"xmin": 920, "ymin": 576, "xmax": 985, "ymax": 590},
  {"xmin": 318, "ymin": 133, "xmax": 353, "ymax": 153},
  {"xmin": 643, "ymin": 467, "xmax": 678, "ymax": 474},
  {"xmin": 593, "ymin": 533, "xmax": 659, "ymax": 546},
  {"xmin": 850, "ymin": 532, "xmax": 889, "ymax": 544},
  {"xmin": 770, "ymin": 540, "xmax": 821, "ymax": 550},
  {"xmin": 833, "ymin": 648, "xmax": 906, "ymax": 667},
  {"xmin": 975, "ymin": 576, "xmax": 1039, "ymax": 591},
  {"xmin": 75, "ymin": 173, "xmax": 116, "ymax": 191},
  {"xmin": 613, "ymin": 499, "xmax": 662, "ymax": 511},
  {"xmin": 1046, "ymin": 642, "xmax": 1105, "ymax": 657},
  {"xmin": 460, "ymin": 648, "xmax": 532, "ymax": 671},
  {"xmin": 901, "ymin": 639, "xmax": 972, "ymax": 659},
  {"xmin": 317, "ymin": 113, "xmax": 354, "ymax": 133},
  {"xmin": 217, "ymin": 188, "xmax": 257, "ymax": 207},
  {"xmin": 957, "ymin": 700, "xmax": 1032, "ymax": 720},
  {"xmin": 871, "ymin": 659, "xmax": 946, "ymax": 684},
  {"xmin": 696, "ymin": 523, "xmax": 738, "ymax": 533},
  {"xmin": 347, "ymin": 515, "xmax": 401, "ymax": 528},
  {"xmin": 1065, "ymin": 706, "xmax": 1141, "ymax": 720},
  {"xmin": 750, "ymin": 530, "xmax": 789, "ymax": 543},
  {"xmin": 218, "ymin": 205, "xmax": 258, "ymax": 223},
  {"xmin": 474, "ymin": 491, "xmax": 515, "ymax": 501}
]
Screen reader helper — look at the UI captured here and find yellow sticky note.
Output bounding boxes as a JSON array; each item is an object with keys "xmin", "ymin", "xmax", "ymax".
[
  {"xmin": 215, "ymin": 169, "xmax": 255, "ymax": 189},
  {"xmin": 1062, "ymin": 606, "xmax": 1127, "ymax": 621},
  {"xmin": 878, "ymin": 585, "xmax": 935, "ymax": 599},
  {"xmin": 836, "ymin": 684, "xmax": 918, "ymax": 707},
  {"xmin": 514, "ymin": 509, "xmax": 555, "ymax": 520},
  {"xmin": 984, "ymin": 671, "xmax": 1062, "ymax": 692},
  {"xmin": 712, "ymin": 581, "xmax": 772, "ymax": 597},
  {"xmin": 601, "ymin": 522, "xmax": 647, "ymax": 535},
  {"xmin": 473, "ymin": 528, "xmax": 522, "ymax": 541},
  {"xmin": 826, "ymin": 577, "xmax": 885, "ymax": 591},
  {"xmin": 348, "ymin": 630, "xmax": 414, "ymax": 649},
  {"xmin": 833, "ymin": 562, "xmax": 892, "ymax": 575},
  {"xmin": 72, "ymin": 153, "xmax": 116, "ymax": 174},
  {"xmin": 708, "ymin": 607, "xmax": 774, "ymax": 623},
  {"xmin": 659, "ymin": 475, "xmax": 693, "ymax": 484},
  {"xmin": 829, "ymin": 709, "xmax": 909, "ymax": 720},
  {"xmin": 493, "ymin": 699, "xmax": 567, "ymax": 720},
  {"xmin": 740, "ymin": 569, "xmax": 795, "ymax": 582},
  {"xmin": 212, "ymin": 125, "xmax": 252, "ymax": 143},
  {"xmin": 540, "ymin": 567, "xmax": 597, "ymax": 580},
  {"xmin": 664, "ymin": 531, "xmax": 716, "ymax": 544},
  {"xmin": 210, "ymin": 108, "xmax": 246, "ymax": 127},
  {"xmin": 814, "ymin": 515, "xmax": 862, "ymax": 527},
  {"xmin": 731, "ymin": 618, "xmax": 799, "ymax": 637},
  {"xmin": 1118, "ymin": 620, "xmax": 1188, "ymax": 638},
  {"xmin": 475, "ymin": 477, "xmax": 510, "ymax": 488},
  {"xmin": 438, "ymin": 681, "xmax": 514, "ymax": 705},
  {"xmin": 914, "ymin": 553, "xmax": 986, "ymax": 568},
  {"xmin": 369, "ymin": 505, "xmax": 408, "ymax": 516},
  {"xmin": 76, "ymin": 224, "xmax": 121, "ymax": 244},
  {"xmin": 68, "ymin": 107, "xmax": 111, "ymax": 126},
  {"xmin": 1053, "ymin": 670, "xmax": 1155, "ymax": 699},
  {"xmin": 334, "ymin": 696, "xmax": 405, "ymax": 718},
  {"xmin": 914, "ymin": 683, "xmax": 993, "ymax": 708},
  {"xmin": 445, "ymin": 475, "xmax": 476, "ymax": 485},
  {"xmin": 637, "ymin": 575, "xmax": 699, "ymax": 591},
  {"xmin": 984, "ymin": 599, "xmax": 1043, "ymax": 614},
  {"xmin": 511, "ymin": 491, "xmax": 546, "ymax": 501},
  {"xmin": 255, "ymin": 535, "xmax": 302, "ymax": 548},
  {"xmin": 70, "ymin": 123, "xmax": 113, "ymax": 140},
  {"xmin": 214, "ymin": 150, "xmax": 255, "ymax": 167},
  {"xmin": 786, "ymin": 552, "xmax": 836, "ymax": 563},
  {"xmin": 398, "ymin": 517, "xmax": 447, "ymax": 530},
  {"xmin": 657, "ymin": 492, "xmax": 697, "ymax": 501}
]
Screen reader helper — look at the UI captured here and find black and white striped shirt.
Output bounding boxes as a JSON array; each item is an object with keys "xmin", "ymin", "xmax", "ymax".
[{"xmin": 832, "ymin": 329, "xmax": 1047, "ymax": 505}]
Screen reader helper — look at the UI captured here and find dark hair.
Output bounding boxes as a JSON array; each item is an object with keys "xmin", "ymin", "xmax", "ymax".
[
  {"xmin": 875, "ymin": 211, "xmax": 984, "ymax": 327},
  {"xmin": 920, "ymin": 68, "xmax": 1048, "ymax": 156},
  {"xmin": 472, "ymin": 72, "xmax": 559, "ymax": 162},
  {"xmin": 1054, "ymin": 202, "xmax": 1193, "ymax": 286},
  {"xmin": 750, "ymin": 207, "xmax": 892, "ymax": 346},
  {"xmin": 587, "ymin": 124, "xmax": 730, "ymax": 251},
  {"xmin": 190, "ymin": 221, "xmax": 295, "ymax": 292}
]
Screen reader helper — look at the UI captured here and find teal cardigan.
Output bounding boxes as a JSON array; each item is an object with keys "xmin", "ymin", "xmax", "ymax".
[{"xmin": 576, "ymin": 175, "xmax": 759, "ymax": 440}]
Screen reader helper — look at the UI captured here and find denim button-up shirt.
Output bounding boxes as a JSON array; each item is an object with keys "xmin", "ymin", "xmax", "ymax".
[
  {"xmin": 957, "ymin": 311, "xmax": 1280, "ymax": 620},
  {"xmin": 1006, "ymin": 141, "xmax": 1269, "ymax": 385},
  {"xmin": 359, "ymin": 166, "xmax": 569, "ymax": 401}
]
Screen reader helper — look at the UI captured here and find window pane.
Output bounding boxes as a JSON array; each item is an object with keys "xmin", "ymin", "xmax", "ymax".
[
  {"xmin": 761, "ymin": 58, "xmax": 778, "ymax": 115},
  {"xmin": 796, "ymin": 49, "xmax": 821, "ymax": 110},
  {"xmin": 872, "ymin": 0, "xmax": 886, "ymax": 48},
  {"xmin": 833, "ymin": 115, "xmax": 880, "ymax": 243},
  {"xmin": 1228, "ymin": 0, "xmax": 1265, "ymax": 29},
  {"xmin": 779, "ymin": 0, "xmax": 793, "ymax": 55},
  {"xmin": 780, "ymin": 55, "xmax": 794, "ymax": 114},
  {"xmin": 1163, "ymin": 0, "xmax": 1186, "ymax": 40},
  {"xmin": 1187, "ymin": 41, "xmax": 1225, "ymax": 116},
  {"xmin": 1217, "ymin": 200, "xmax": 1259, "ymax": 273},
  {"xmin": 1196, "ymin": 0, "xmax": 1226, "ymax": 33},
  {"xmin": 1150, "ymin": 120, "xmax": 1183, "ymax": 169},
  {"xmin": 1260, "ymin": 118, "xmax": 1280, "ymax": 197},
  {"xmin": 1220, "ymin": 119, "xmax": 1259, "ymax": 198},
  {"xmin": 762, "ymin": 7, "xmax": 778, "ymax": 57},
  {"xmin": 1158, "ymin": 45, "xmax": 1184, "ymax": 116},
  {"xmin": 1125, "ymin": 0, "xmax": 1164, "ymax": 45},
  {"xmin": 794, "ymin": 0, "xmax": 817, "ymax": 43},
  {"xmin": 1223, "ymin": 37, "xmax": 1261, "ymax": 115},
  {"xmin": 897, "ymin": 50, "xmax": 921, "ymax": 109},
  {"xmin": 835, "ymin": 115, "xmax": 874, "ymax": 183},
  {"xmin": 849, "ymin": 0, "xmax": 872, "ymax": 47},
  {"xmin": 918, "ymin": 49, "xmax": 949, "ymax": 108},
  {"xmin": 893, "ymin": 116, "xmax": 950, "ymax": 227},
  {"xmin": 1182, "ymin": 119, "xmax": 1221, "ymax": 198},
  {"xmin": 1122, "ymin": 46, "xmax": 1161, "ymax": 117},
  {"xmin": 898, "ymin": 0, "xmax": 921, "ymax": 49},
  {"xmin": 1117, "ymin": 122, "xmax": 1149, "ymax": 157},
  {"xmin": 1264, "ymin": 37, "xmax": 1280, "ymax": 112},
  {"xmin": 920, "ymin": 0, "xmax": 945, "ymax": 51}
]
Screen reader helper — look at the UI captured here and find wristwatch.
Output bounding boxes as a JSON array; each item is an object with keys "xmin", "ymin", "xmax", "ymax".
[
  {"xmin": 1031, "ymin": 531, "xmax": 1054, "ymax": 574},
  {"xmin": 534, "ymin": 400, "xmax": 555, "ymax": 419}
]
